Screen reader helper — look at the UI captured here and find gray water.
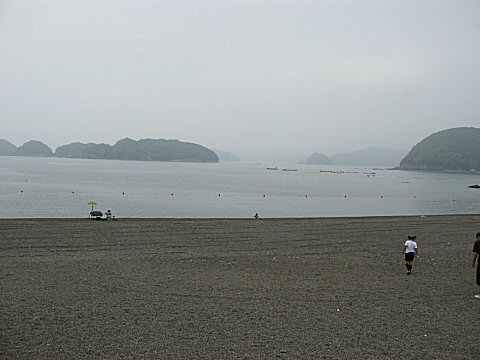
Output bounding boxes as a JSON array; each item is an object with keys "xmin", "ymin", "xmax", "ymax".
[{"xmin": 0, "ymin": 156, "xmax": 479, "ymax": 218}]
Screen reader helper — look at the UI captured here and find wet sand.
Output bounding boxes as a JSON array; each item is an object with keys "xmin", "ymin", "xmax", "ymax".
[{"xmin": 1, "ymin": 215, "xmax": 480, "ymax": 359}]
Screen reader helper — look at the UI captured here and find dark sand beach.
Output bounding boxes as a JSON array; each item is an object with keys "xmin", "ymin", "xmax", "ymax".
[{"xmin": 1, "ymin": 215, "xmax": 480, "ymax": 359}]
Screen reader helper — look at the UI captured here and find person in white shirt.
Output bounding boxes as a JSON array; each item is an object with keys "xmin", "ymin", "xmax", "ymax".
[{"xmin": 402, "ymin": 235, "xmax": 419, "ymax": 275}]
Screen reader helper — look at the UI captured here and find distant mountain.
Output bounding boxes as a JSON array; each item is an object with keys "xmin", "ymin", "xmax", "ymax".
[
  {"xmin": 14, "ymin": 140, "xmax": 53, "ymax": 157},
  {"xmin": 55, "ymin": 138, "xmax": 219, "ymax": 163},
  {"xmin": 330, "ymin": 147, "xmax": 408, "ymax": 166},
  {"xmin": 212, "ymin": 149, "xmax": 241, "ymax": 162},
  {"xmin": 398, "ymin": 127, "xmax": 480, "ymax": 171},
  {"xmin": 305, "ymin": 152, "xmax": 333, "ymax": 165},
  {"xmin": 0, "ymin": 139, "xmax": 17, "ymax": 155}
]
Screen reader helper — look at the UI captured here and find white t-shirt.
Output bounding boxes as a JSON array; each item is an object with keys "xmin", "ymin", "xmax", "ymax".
[{"xmin": 404, "ymin": 240, "xmax": 418, "ymax": 253}]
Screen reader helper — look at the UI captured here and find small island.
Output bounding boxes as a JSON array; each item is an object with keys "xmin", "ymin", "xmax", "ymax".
[{"xmin": 305, "ymin": 152, "xmax": 333, "ymax": 165}]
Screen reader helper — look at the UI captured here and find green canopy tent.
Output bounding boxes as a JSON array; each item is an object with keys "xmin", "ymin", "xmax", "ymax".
[{"xmin": 88, "ymin": 201, "xmax": 102, "ymax": 219}]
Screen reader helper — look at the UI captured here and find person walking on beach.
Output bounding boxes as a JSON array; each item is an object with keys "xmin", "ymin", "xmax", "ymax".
[
  {"xmin": 471, "ymin": 232, "xmax": 480, "ymax": 299},
  {"xmin": 403, "ymin": 235, "xmax": 419, "ymax": 275}
]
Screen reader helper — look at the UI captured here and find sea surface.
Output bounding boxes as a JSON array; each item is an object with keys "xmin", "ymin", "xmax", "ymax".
[{"xmin": 0, "ymin": 156, "xmax": 479, "ymax": 218}]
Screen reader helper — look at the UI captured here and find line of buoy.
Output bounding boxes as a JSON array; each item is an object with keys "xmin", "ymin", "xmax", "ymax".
[{"xmin": 11, "ymin": 191, "xmax": 433, "ymax": 201}]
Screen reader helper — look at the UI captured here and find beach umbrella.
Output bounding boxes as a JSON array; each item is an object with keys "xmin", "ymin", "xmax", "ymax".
[{"xmin": 88, "ymin": 201, "xmax": 97, "ymax": 211}]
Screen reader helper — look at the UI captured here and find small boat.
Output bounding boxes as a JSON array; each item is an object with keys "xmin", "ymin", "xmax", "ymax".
[
  {"xmin": 468, "ymin": 184, "xmax": 480, "ymax": 189},
  {"xmin": 266, "ymin": 167, "xmax": 278, "ymax": 170},
  {"xmin": 282, "ymin": 168, "xmax": 297, "ymax": 171}
]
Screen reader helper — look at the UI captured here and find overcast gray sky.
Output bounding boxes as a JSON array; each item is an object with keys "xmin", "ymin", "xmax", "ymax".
[{"xmin": 1, "ymin": 0, "xmax": 479, "ymax": 161}]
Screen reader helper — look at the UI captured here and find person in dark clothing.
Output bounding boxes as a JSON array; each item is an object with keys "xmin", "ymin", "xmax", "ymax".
[{"xmin": 471, "ymin": 232, "xmax": 480, "ymax": 299}]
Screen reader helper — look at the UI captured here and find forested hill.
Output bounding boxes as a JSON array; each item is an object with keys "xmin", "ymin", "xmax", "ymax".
[
  {"xmin": 0, "ymin": 138, "xmax": 219, "ymax": 163},
  {"xmin": 55, "ymin": 138, "xmax": 219, "ymax": 163},
  {"xmin": 398, "ymin": 127, "xmax": 480, "ymax": 172},
  {"xmin": 14, "ymin": 140, "xmax": 53, "ymax": 157}
]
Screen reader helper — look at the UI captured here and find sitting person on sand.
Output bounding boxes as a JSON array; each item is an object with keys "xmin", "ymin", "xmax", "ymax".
[{"xmin": 402, "ymin": 235, "xmax": 419, "ymax": 275}]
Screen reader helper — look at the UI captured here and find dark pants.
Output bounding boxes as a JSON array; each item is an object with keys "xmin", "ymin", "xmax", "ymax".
[{"xmin": 405, "ymin": 252, "xmax": 414, "ymax": 262}]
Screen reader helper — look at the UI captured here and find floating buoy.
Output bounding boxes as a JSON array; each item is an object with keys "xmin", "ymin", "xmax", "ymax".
[
  {"xmin": 263, "ymin": 194, "xmax": 265, "ymax": 198},
  {"xmin": 122, "ymin": 192, "xmax": 125, "ymax": 195}
]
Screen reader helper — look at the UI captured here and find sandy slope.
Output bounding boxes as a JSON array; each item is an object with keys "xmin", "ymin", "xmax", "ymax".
[{"xmin": 1, "ymin": 215, "xmax": 480, "ymax": 359}]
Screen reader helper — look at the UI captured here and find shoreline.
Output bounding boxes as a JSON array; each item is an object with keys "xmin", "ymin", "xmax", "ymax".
[{"xmin": 0, "ymin": 212, "xmax": 479, "ymax": 224}]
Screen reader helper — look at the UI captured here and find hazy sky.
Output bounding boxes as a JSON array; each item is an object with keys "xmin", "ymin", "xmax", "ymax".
[{"xmin": 1, "ymin": 0, "xmax": 479, "ymax": 161}]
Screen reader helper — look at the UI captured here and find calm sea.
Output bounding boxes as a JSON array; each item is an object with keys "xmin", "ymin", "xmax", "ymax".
[{"xmin": 0, "ymin": 156, "xmax": 479, "ymax": 218}]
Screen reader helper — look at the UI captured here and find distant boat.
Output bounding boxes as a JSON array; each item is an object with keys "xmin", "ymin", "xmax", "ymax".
[
  {"xmin": 267, "ymin": 167, "xmax": 278, "ymax": 170},
  {"xmin": 468, "ymin": 184, "xmax": 480, "ymax": 189},
  {"xmin": 320, "ymin": 169, "xmax": 345, "ymax": 174},
  {"xmin": 282, "ymin": 168, "xmax": 297, "ymax": 171}
]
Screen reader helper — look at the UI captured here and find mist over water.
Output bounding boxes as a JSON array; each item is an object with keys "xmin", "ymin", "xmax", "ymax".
[{"xmin": 0, "ymin": 156, "xmax": 479, "ymax": 218}]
